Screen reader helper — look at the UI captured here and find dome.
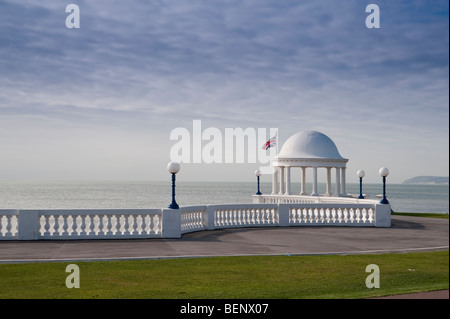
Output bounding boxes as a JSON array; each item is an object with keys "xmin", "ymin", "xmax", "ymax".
[{"xmin": 277, "ymin": 130, "xmax": 344, "ymax": 159}]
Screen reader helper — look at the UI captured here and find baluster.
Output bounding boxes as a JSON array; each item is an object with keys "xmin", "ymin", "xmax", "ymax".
[
  {"xmin": 236, "ymin": 209, "xmax": 241, "ymax": 225},
  {"xmin": 183, "ymin": 213, "xmax": 189, "ymax": 230},
  {"xmin": 0, "ymin": 216, "xmax": 7, "ymax": 237},
  {"xmin": 48, "ymin": 215, "xmax": 56, "ymax": 236},
  {"xmin": 190, "ymin": 212, "xmax": 195, "ymax": 229},
  {"xmin": 263, "ymin": 209, "xmax": 269, "ymax": 224},
  {"xmin": 191, "ymin": 212, "xmax": 197, "ymax": 229},
  {"xmin": 143, "ymin": 215, "xmax": 150, "ymax": 234},
  {"xmin": 39, "ymin": 215, "xmax": 47, "ymax": 236},
  {"xmin": 313, "ymin": 208, "xmax": 318, "ymax": 223},
  {"xmin": 10, "ymin": 215, "xmax": 18, "ymax": 237},
  {"xmin": 241, "ymin": 209, "xmax": 246, "ymax": 225},
  {"xmin": 153, "ymin": 215, "xmax": 161, "ymax": 234},
  {"xmin": 361, "ymin": 209, "xmax": 367, "ymax": 223},
  {"xmin": 136, "ymin": 215, "xmax": 143, "ymax": 234},
  {"xmin": 66, "ymin": 215, "xmax": 74, "ymax": 236},
  {"xmin": 192, "ymin": 212, "xmax": 197, "ymax": 229},
  {"xmin": 75, "ymin": 215, "xmax": 84, "ymax": 236},
  {"xmin": 342, "ymin": 209, "xmax": 348, "ymax": 223},
  {"xmin": 222, "ymin": 210, "xmax": 227, "ymax": 226},
  {"xmin": 331, "ymin": 209, "xmax": 336, "ymax": 223},
  {"xmin": 256, "ymin": 209, "xmax": 261, "ymax": 224},
  {"xmin": 110, "ymin": 215, "xmax": 118, "ymax": 235},
  {"xmin": 128, "ymin": 215, "xmax": 136, "ymax": 235},
  {"xmin": 57, "ymin": 215, "xmax": 65, "ymax": 236},
  {"xmin": 0, "ymin": 216, "xmax": 5, "ymax": 237},
  {"xmin": 368, "ymin": 208, "xmax": 374, "ymax": 224},
  {"xmin": 101, "ymin": 215, "xmax": 110, "ymax": 235},
  {"xmin": 84, "ymin": 215, "xmax": 92, "ymax": 236},
  {"xmin": 214, "ymin": 210, "xmax": 219, "ymax": 227},
  {"xmin": 93, "ymin": 215, "xmax": 100, "ymax": 235},
  {"xmin": 296, "ymin": 208, "xmax": 301, "ymax": 224},
  {"xmin": 119, "ymin": 215, "xmax": 127, "ymax": 235},
  {"xmin": 216, "ymin": 209, "xmax": 223, "ymax": 227}
]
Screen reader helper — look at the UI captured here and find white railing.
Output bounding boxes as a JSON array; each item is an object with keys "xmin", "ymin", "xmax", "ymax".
[
  {"xmin": 37, "ymin": 209, "xmax": 162, "ymax": 240},
  {"xmin": 180, "ymin": 206, "xmax": 206, "ymax": 234},
  {"xmin": 0, "ymin": 210, "xmax": 19, "ymax": 239},
  {"xmin": 214, "ymin": 204, "xmax": 279, "ymax": 228},
  {"xmin": 252, "ymin": 194, "xmax": 381, "ymax": 205},
  {"xmin": 288, "ymin": 204, "xmax": 375, "ymax": 225},
  {"xmin": 0, "ymin": 201, "xmax": 391, "ymax": 240}
]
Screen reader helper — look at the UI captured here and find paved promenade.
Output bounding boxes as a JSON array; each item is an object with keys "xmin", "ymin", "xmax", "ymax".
[{"xmin": 0, "ymin": 215, "xmax": 447, "ymax": 263}]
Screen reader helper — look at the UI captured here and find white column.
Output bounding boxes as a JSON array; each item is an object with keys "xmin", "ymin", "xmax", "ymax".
[
  {"xmin": 285, "ymin": 166, "xmax": 291, "ymax": 195},
  {"xmin": 311, "ymin": 167, "xmax": 318, "ymax": 196},
  {"xmin": 300, "ymin": 167, "xmax": 307, "ymax": 195},
  {"xmin": 335, "ymin": 167, "xmax": 341, "ymax": 197},
  {"xmin": 279, "ymin": 166, "xmax": 285, "ymax": 195},
  {"xmin": 325, "ymin": 167, "xmax": 331, "ymax": 196},
  {"xmin": 272, "ymin": 167, "xmax": 278, "ymax": 195},
  {"xmin": 341, "ymin": 167, "xmax": 347, "ymax": 197}
]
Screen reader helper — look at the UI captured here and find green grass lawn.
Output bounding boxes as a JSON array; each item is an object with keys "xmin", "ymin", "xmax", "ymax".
[
  {"xmin": 392, "ymin": 212, "xmax": 449, "ymax": 219},
  {"xmin": 0, "ymin": 251, "xmax": 448, "ymax": 299}
]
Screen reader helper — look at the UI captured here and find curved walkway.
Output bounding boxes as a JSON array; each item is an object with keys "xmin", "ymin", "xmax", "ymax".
[{"xmin": 0, "ymin": 215, "xmax": 447, "ymax": 262}]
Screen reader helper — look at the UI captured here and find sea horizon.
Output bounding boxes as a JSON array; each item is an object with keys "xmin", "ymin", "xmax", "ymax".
[{"xmin": 0, "ymin": 180, "xmax": 448, "ymax": 215}]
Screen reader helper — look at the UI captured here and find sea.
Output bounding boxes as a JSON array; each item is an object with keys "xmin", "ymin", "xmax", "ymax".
[{"xmin": 0, "ymin": 181, "xmax": 448, "ymax": 214}]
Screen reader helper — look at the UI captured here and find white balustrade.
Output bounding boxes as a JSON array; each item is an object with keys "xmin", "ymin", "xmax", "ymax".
[
  {"xmin": 214, "ymin": 205, "xmax": 279, "ymax": 228},
  {"xmin": 0, "ymin": 210, "xmax": 19, "ymax": 239},
  {"xmin": 0, "ymin": 201, "xmax": 390, "ymax": 241},
  {"xmin": 37, "ymin": 209, "xmax": 162, "ymax": 239},
  {"xmin": 180, "ymin": 208, "xmax": 206, "ymax": 234},
  {"xmin": 288, "ymin": 204, "xmax": 374, "ymax": 225}
]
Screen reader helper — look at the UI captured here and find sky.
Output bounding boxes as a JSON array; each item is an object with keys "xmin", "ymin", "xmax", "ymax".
[{"xmin": 0, "ymin": 0, "xmax": 448, "ymax": 184}]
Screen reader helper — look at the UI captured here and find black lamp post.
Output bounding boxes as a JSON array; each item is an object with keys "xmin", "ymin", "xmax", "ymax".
[
  {"xmin": 255, "ymin": 169, "xmax": 262, "ymax": 195},
  {"xmin": 379, "ymin": 167, "xmax": 389, "ymax": 205},
  {"xmin": 357, "ymin": 170, "xmax": 365, "ymax": 199},
  {"xmin": 167, "ymin": 161, "xmax": 180, "ymax": 209}
]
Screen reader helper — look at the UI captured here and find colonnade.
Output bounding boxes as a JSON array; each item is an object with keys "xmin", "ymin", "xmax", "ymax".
[{"xmin": 271, "ymin": 166, "xmax": 347, "ymax": 197}]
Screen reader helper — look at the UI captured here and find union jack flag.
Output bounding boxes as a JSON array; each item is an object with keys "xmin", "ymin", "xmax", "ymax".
[{"xmin": 262, "ymin": 134, "xmax": 277, "ymax": 150}]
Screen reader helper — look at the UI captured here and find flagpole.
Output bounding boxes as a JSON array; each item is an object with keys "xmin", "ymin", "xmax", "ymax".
[{"xmin": 275, "ymin": 131, "xmax": 278, "ymax": 155}]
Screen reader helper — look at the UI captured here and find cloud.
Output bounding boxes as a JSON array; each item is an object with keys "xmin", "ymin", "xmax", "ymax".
[{"xmin": 0, "ymin": 0, "xmax": 448, "ymax": 182}]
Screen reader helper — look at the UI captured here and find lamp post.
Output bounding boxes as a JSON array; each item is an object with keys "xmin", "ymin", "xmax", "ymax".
[
  {"xmin": 379, "ymin": 167, "xmax": 389, "ymax": 205},
  {"xmin": 357, "ymin": 170, "xmax": 365, "ymax": 199},
  {"xmin": 255, "ymin": 169, "xmax": 262, "ymax": 195},
  {"xmin": 167, "ymin": 161, "xmax": 180, "ymax": 209}
]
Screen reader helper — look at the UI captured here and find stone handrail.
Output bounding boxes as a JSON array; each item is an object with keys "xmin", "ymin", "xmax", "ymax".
[{"xmin": 0, "ymin": 202, "xmax": 391, "ymax": 240}]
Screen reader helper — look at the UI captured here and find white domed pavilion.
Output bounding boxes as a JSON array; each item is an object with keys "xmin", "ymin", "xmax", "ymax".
[{"xmin": 271, "ymin": 130, "xmax": 349, "ymax": 197}]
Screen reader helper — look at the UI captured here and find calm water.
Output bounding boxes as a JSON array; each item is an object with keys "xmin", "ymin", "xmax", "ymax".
[{"xmin": 0, "ymin": 181, "xmax": 448, "ymax": 214}]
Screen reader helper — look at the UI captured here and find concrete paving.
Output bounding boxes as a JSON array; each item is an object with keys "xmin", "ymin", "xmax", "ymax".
[{"xmin": 0, "ymin": 215, "xmax": 448, "ymax": 263}]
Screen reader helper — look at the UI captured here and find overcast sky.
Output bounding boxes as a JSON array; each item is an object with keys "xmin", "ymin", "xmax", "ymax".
[{"xmin": 0, "ymin": 0, "xmax": 448, "ymax": 183}]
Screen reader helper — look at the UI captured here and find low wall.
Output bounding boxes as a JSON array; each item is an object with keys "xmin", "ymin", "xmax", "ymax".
[{"xmin": 0, "ymin": 202, "xmax": 391, "ymax": 240}]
